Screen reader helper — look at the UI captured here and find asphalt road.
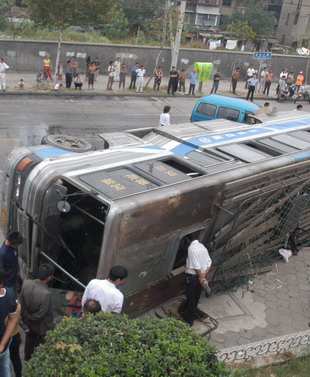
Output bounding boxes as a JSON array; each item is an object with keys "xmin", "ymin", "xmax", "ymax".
[{"xmin": 0, "ymin": 95, "xmax": 303, "ymax": 153}]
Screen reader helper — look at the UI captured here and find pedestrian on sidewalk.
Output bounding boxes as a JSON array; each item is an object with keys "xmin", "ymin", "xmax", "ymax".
[
  {"xmin": 178, "ymin": 69, "xmax": 186, "ymax": 94},
  {"xmin": 0, "ymin": 270, "xmax": 18, "ymax": 377},
  {"xmin": 258, "ymin": 67, "xmax": 268, "ymax": 93},
  {"xmin": 70, "ymin": 56, "xmax": 79, "ymax": 77},
  {"xmin": 65, "ymin": 60, "xmax": 73, "ymax": 88},
  {"xmin": 119, "ymin": 63, "xmax": 127, "ymax": 90},
  {"xmin": 0, "ymin": 231, "xmax": 23, "ymax": 296},
  {"xmin": 188, "ymin": 68, "xmax": 198, "ymax": 96},
  {"xmin": 107, "ymin": 61, "xmax": 115, "ymax": 90},
  {"xmin": 295, "ymin": 71, "xmax": 304, "ymax": 92},
  {"xmin": 94, "ymin": 57, "xmax": 100, "ymax": 81},
  {"xmin": 129, "ymin": 62, "xmax": 139, "ymax": 89},
  {"xmin": 0, "ymin": 58, "xmax": 9, "ymax": 92},
  {"xmin": 20, "ymin": 264, "xmax": 55, "ymax": 361},
  {"xmin": 210, "ymin": 69, "xmax": 221, "ymax": 94},
  {"xmin": 153, "ymin": 66, "xmax": 163, "ymax": 91},
  {"xmin": 167, "ymin": 66, "xmax": 178, "ymax": 95},
  {"xmin": 136, "ymin": 65, "xmax": 145, "ymax": 93},
  {"xmin": 178, "ymin": 232, "xmax": 212, "ymax": 326},
  {"xmin": 43, "ymin": 55, "xmax": 53, "ymax": 81},
  {"xmin": 263, "ymin": 69, "xmax": 273, "ymax": 96},
  {"xmin": 82, "ymin": 265, "xmax": 128, "ymax": 314},
  {"xmin": 18, "ymin": 79, "xmax": 24, "ymax": 89},
  {"xmin": 88, "ymin": 62, "xmax": 96, "ymax": 90},
  {"xmin": 114, "ymin": 57, "xmax": 121, "ymax": 82},
  {"xmin": 246, "ymin": 73, "xmax": 259, "ymax": 101},
  {"xmin": 231, "ymin": 67, "xmax": 240, "ymax": 94},
  {"xmin": 9, "ymin": 300, "xmax": 22, "ymax": 377},
  {"xmin": 74, "ymin": 73, "xmax": 83, "ymax": 90},
  {"xmin": 245, "ymin": 64, "xmax": 255, "ymax": 89},
  {"xmin": 159, "ymin": 106, "xmax": 171, "ymax": 127}
]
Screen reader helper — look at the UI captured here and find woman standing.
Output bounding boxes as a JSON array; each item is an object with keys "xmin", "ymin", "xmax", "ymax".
[{"xmin": 153, "ymin": 67, "xmax": 163, "ymax": 91}]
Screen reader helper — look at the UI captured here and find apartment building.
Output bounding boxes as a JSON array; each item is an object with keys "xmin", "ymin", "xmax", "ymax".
[{"xmin": 276, "ymin": 0, "xmax": 310, "ymax": 47}]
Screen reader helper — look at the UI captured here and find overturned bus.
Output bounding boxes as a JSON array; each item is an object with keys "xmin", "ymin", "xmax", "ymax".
[{"xmin": 1, "ymin": 112, "xmax": 310, "ymax": 314}]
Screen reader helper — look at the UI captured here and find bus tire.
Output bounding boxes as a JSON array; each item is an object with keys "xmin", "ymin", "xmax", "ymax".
[{"xmin": 41, "ymin": 134, "xmax": 95, "ymax": 153}]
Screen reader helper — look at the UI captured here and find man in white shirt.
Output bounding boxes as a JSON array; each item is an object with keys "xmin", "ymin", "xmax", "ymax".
[
  {"xmin": 179, "ymin": 232, "xmax": 212, "ymax": 326},
  {"xmin": 136, "ymin": 65, "xmax": 145, "ymax": 93},
  {"xmin": 245, "ymin": 64, "xmax": 255, "ymax": 89},
  {"xmin": 82, "ymin": 265, "xmax": 128, "ymax": 314},
  {"xmin": 0, "ymin": 58, "xmax": 9, "ymax": 92}
]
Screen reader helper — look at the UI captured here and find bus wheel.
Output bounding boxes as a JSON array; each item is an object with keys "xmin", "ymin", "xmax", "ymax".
[{"xmin": 41, "ymin": 134, "xmax": 95, "ymax": 152}]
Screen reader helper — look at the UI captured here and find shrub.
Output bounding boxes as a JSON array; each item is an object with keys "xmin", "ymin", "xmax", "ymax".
[{"xmin": 24, "ymin": 313, "xmax": 236, "ymax": 377}]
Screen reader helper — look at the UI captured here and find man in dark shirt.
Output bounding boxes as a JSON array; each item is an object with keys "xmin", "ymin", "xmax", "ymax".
[
  {"xmin": 0, "ymin": 231, "xmax": 23, "ymax": 294},
  {"xmin": 20, "ymin": 263, "xmax": 55, "ymax": 361},
  {"xmin": 0, "ymin": 270, "xmax": 18, "ymax": 377},
  {"xmin": 167, "ymin": 66, "xmax": 178, "ymax": 95},
  {"xmin": 210, "ymin": 70, "xmax": 221, "ymax": 94}
]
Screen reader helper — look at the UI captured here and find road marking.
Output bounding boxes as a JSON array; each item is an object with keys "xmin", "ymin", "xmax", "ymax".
[
  {"xmin": 0, "ymin": 138, "xmax": 19, "ymax": 141},
  {"xmin": 0, "ymin": 113, "xmax": 11, "ymax": 115}
]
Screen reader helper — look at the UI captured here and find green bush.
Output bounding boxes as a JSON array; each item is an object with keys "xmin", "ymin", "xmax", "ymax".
[{"xmin": 24, "ymin": 314, "xmax": 236, "ymax": 377}]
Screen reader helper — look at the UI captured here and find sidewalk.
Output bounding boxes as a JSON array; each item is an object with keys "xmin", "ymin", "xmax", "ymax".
[
  {"xmin": 2, "ymin": 71, "xmax": 276, "ymax": 100},
  {"xmin": 149, "ymin": 248, "xmax": 310, "ymax": 351}
]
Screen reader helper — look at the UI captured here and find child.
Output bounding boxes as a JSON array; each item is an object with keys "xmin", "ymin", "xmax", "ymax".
[
  {"xmin": 74, "ymin": 74, "xmax": 83, "ymax": 90},
  {"xmin": 159, "ymin": 106, "xmax": 171, "ymax": 127},
  {"xmin": 18, "ymin": 79, "xmax": 24, "ymax": 88}
]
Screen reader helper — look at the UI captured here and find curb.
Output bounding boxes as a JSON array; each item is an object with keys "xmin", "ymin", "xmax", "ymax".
[{"xmin": 0, "ymin": 90, "xmax": 276, "ymax": 101}]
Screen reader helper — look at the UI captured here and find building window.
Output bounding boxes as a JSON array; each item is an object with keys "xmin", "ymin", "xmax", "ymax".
[
  {"xmin": 285, "ymin": 13, "xmax": 290, "ymax": 26},
  {"xmin": 222, "ymin": 0, "xmax": 232, "ymax": 5},
  {"xmin": 196, "ymin": 14, "xmax": 217, "ymax": 26}
]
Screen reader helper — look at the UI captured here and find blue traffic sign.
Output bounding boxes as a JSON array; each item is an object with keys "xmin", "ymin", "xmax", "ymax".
[{"xmin": 253, "ymin": 52, "xmax": 272, "ymax": 59}]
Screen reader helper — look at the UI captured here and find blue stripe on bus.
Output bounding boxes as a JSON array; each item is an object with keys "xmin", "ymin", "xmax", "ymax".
[
  {"xmin": 291, "ymin": 150, "xmax": 310, "ymax": 161},
  {"xmin": 140, "ymin": 145, "xmax": 165, "ymax": 150},
  {"xmin": 184, "ymin": 118, "xmax": 310, "ymax": 147},
  {"xmin": 33, "ymin": 146, "xmax": 73, "ymax": 158},
  {"xmin": 170, "ymin": 143, "xmax": 197, "ymax": 156}
]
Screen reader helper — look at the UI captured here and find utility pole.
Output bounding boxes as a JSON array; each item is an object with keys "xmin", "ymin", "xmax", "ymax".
[{"xmin": 170, "ymin": 0, "xmax": 186, "ymax": 68}]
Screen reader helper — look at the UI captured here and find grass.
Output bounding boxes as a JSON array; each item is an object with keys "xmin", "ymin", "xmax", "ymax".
[{"xmin": 237, "ymin": 356, "xmax": 310, "ymax": 377}]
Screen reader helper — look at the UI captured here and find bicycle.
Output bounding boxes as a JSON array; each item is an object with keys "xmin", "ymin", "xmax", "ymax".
[{"xmin": 36, "ymin": 71, "xmax": 50, "ymax": 89}]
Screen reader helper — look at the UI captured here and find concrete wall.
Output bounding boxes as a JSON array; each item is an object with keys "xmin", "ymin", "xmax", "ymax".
[{"xmin": 0, "ymin": 39, "xmax": 309, "ymax": 80}]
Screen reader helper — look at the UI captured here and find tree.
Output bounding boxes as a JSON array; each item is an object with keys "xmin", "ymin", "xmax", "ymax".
[
  {"xmin": 227, "ymin": 21, "xmax": 256, "ymax": 45},
  {"xmin": 23, "ymin": 314, "xmax": 236, "ymax": 377},
  {"xmin": 117, "ymin": 0, "xmax": 163, "ymax": 30},
  {"xmin": 24, "ymin": 0, "xmax": 116, "ymax": 81},
  {"xmin": 101, "ymin": 8, "xmax": 129, "ymax": 40},
  {"xmin": 0, "ymin": 0, "xmax": 28, "ymax": 39},
  {"xmin": 224, "ymin": 0, "xmax": 275, "ymax": 38}
]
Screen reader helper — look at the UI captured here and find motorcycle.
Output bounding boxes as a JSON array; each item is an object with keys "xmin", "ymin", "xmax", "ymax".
[
  {"xmin": 277, "ymin": 87, "xmax": 295, "ymax": 103},
  {"xmin": 294, "ymin": 85, "xmax": 310, "ymax": 103}
]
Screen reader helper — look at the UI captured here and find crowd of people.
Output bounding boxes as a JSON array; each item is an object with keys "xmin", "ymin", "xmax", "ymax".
[{"xmin": 0, "ymin": 227, "xmax": 211, "ymax": 376}]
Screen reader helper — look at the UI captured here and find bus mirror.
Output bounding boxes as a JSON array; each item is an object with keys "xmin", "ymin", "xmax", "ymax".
[{"xmin": 57, "ymin": 200, "xmax": 71, "ymax": 213}]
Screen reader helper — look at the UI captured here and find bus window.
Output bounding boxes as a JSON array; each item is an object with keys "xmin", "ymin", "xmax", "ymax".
[
  {"xmin": 79, "ymin": 168, "xmax": 159, "ymax": 199},
  {"xmin": 185, "ymin": 150, "xmax": 223, "ymax": 167},
  {"xmin": 217, "ymin": 144, "xmax": 270, "ymax": 162},
  {"xmin": 217, "ymin": 107, "xmax": 240, "ymax": 122},
  {"xmin": 272, "ymin": 134, "xmax": 310, "ymax": 150},
  {"xmin": 134, "ymin": 160, "xmax": 193, "ymax": 184}
]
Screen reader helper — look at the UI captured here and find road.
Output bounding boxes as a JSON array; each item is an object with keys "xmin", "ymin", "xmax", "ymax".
[{"xmin": 0, "ymin": 95, "xmax": 302, "ymax": 154}]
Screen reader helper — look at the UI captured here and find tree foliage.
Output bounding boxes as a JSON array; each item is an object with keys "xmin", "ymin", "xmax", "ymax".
[
  {"xmin": 24, "ymin": 0, "xmax": 116, "ymax": 31},
  {"xmin": 23, "ymin": 314, "xmax": 236, "ymax": 377},
  {"xmin": 117, "ymin": 0, "xmax": 163, "ymax": 29},
  {"xmin": 227, "ymin": 21, "xmax": 256, "ymax": 43},
  {"xmin": 224, "ymin": 0, "xmax": 275, "ymax": 37},
  {"xmin": 102, "ymin": 8, "xmax": 129, "ymax": 40},
  {"xmin": 0, "ymin": 0, "xmax": 28, "ymax": 38}
]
